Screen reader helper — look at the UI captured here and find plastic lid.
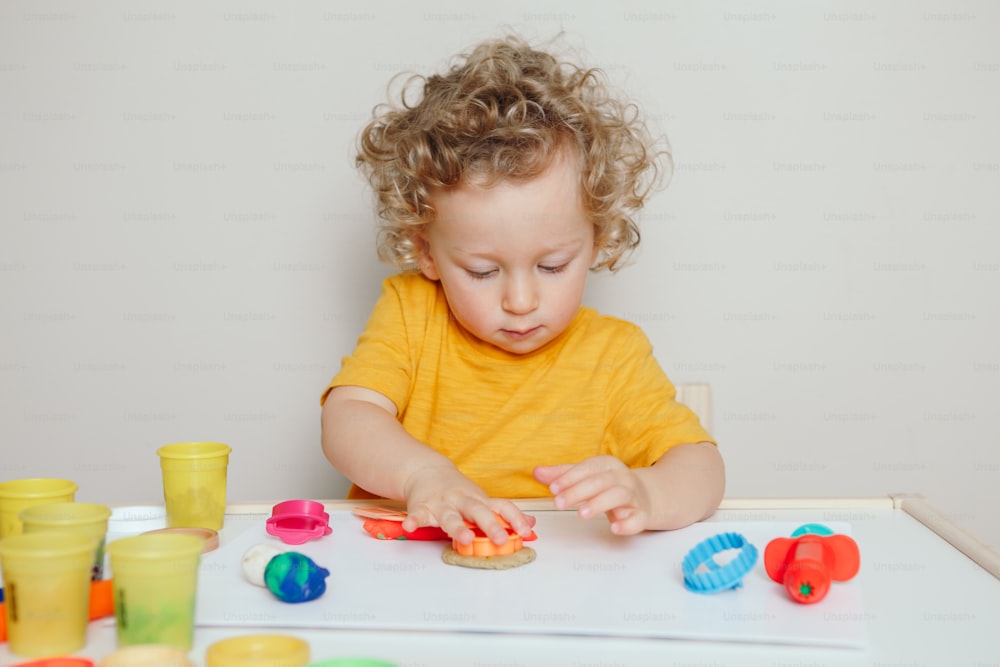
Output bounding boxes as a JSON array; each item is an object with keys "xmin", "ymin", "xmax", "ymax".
[
  {"xmin": 307, "ymin": 661, "xmax": 398, "ymax": 667},
  {"xmin": 99, "ymin": 645, "xmax": 194, "ymax": 667},
  {"xmin": 206, "ymin": 635, "xmax": 310, "ymax": 667}
]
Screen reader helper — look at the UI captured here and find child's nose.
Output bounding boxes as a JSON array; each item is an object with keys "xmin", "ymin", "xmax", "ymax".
[{"xmin": 501, "ymin": 273, "xmax": 539, "ymax": 314}]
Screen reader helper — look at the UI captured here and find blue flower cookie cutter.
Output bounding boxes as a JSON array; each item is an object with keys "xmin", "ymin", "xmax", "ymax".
[{"xmin": 682, "ymin": 532, "xmax": 759, "ymax": 594}]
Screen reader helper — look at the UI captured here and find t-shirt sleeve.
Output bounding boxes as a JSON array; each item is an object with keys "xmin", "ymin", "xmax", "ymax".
[
  {"xmin": 604, "ymin": 325, "xmax": 716, "ymax": 468},
  {"xmin": 319, "ymin": 276, "xmax": 415, "ymax": 413}
]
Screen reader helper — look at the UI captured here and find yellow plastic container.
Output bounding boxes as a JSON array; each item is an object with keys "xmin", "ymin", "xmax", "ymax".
[
  {"xmin": 206, "ymin": 635, "xmax": 310, "ymax": 667},
  {"xmin": 107, "ymin": 533, "xmax": 204, "ymax": 650},
  {"xmin": 0, "ymin": 532, "xmax": 97, "ymax": 657},
  {"xmin": 20, "ymin": 501, "xmax": 111, "ymax": 580},
  {"xmin": 99, "ymin": 643, "xmax": 196, "ymax": 667},
  {"xmin": 0, "ymin": 478, "xmax": 78, "ymax": 538},
  {"xmin": 157, "ymin": 442, "xmax": 231, "ymax": 530},
  {"xmin": 306, "ymin": 661, "xmax": 398, "ymax": 667}
]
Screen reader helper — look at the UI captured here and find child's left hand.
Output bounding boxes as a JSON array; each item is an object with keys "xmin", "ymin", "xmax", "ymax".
[{"xmin": 533, "ymin": 456, "xmax": 651, "ymax": 535}]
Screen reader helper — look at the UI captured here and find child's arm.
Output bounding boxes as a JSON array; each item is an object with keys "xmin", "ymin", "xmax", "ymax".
[
  {"xmin": 321, "ymin": 385, "xmax": 535, "ymax": 545},
  {"xmin": 533, "ymin": 441, "xmax": 724, "ymax": 534}
]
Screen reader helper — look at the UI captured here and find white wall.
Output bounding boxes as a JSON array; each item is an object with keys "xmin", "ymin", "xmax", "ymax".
[{"xmin": 1, "ymin": 1, "xmax": 997, "ymax": 549}]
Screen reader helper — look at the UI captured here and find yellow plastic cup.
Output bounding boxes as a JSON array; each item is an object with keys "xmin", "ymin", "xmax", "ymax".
[
  {"xmin": 157, "ymin": 442, "xmax": 231, "ymax": 530},
  {"xmin": 107, "ymin": 532, "xmax": 204, "ymax": 650},
  {"xmin": 100, "ymin": 643, "xmax": 196, "ymax": 667},
  {"xmin": 20, "ymin": 502, "xmax": 111, "ymax": 580},
  {"xmin": 206, "ymin": 635, "xmax": 310, "ymax": 667},
  {"xmin": 0, "ymin": 531, "xmax": 97, "ymax": 657},
  {"xmin": 0, "ymin": 478, "xmax": 78, "ymax": 538}
]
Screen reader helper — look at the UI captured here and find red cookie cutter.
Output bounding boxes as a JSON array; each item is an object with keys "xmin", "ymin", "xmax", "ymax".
[
  {"xmin": 451, "ymin": 515, "xmax": 529, "ymax": 556},
  {"xmin": 764, "ymin": 532, "xmax": 860, "ymax": 604},
  {"xmin": 266, "ymin": 499, "xmax": 332, "ymax": 545}
]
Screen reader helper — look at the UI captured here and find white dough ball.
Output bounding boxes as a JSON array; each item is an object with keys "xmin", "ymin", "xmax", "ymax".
[{"xmin": 241, "ymin": 543, "xmax": 285, "ymax": 587}]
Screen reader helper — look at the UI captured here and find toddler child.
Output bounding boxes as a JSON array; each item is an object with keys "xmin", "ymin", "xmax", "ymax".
[{"xmin": 321, "ymin": 35, "xmax": 724, "ymax": 547}]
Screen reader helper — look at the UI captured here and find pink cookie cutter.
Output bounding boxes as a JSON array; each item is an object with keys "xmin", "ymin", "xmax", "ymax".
[{"xmin": 265, "ymin": 499, "xmax": 332, "ymax": 545}]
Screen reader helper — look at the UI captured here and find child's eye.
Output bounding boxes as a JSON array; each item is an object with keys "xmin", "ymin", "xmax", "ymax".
[
  {"xmin": 465, "ymin": 268, "xmax": 496, "ymax": 280},
  {"xmin": 539, "ymin": 263, "xmax": 569, "ymax": 274}
]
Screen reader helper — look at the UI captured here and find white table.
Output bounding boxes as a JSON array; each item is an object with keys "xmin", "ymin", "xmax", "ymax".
[{"xmin": 1, "ymin": 495, "xmax": 998, "ymax": 667}]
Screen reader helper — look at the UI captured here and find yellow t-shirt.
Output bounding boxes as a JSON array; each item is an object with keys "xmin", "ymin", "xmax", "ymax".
[{"xmin": 322, "ymin": 273, "xmax": 714, "ymax": 498}]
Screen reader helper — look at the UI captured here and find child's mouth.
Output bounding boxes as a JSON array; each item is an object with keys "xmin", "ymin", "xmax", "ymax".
[{"xmin": 502, "ymin": 326, "xmax": 541, "ymax": 340}]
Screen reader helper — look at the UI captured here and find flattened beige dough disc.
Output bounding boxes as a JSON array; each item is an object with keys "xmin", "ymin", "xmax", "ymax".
[{"xmin": 442, "ymin": 545, "xmax": 537, "ymax": 570}]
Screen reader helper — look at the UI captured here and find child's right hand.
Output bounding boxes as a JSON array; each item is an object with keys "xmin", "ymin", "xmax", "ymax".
[
  {"xmin": 401, "ymin": 466, "xmax": 535, "ymax": 546},
  {"xmin": 322, "ymin": 386, "xmax": 534, "ymax": 544}
]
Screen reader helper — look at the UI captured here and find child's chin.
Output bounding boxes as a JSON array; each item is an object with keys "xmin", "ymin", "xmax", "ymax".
[{"xmin": 492, "ymin": 336, "xmax": 550, "ymax": 355}]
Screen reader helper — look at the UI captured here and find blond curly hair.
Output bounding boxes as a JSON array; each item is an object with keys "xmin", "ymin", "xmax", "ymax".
[{"xmin": 356, "ymin": 35, "xmax": 669, "ymax": 272}]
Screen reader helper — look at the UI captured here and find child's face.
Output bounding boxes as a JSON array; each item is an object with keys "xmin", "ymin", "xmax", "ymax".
[{"xmin": 418, "ymin": 150, "xmax": 596, "ymax": 355}]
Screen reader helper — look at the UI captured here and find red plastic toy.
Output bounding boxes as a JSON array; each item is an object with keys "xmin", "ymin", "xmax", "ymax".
[
  {"xmin": 764, "ymin": 531, "xmax": 860, "ymax": 604},
  {"xmin": 353, "ymin": 506, "xmax": 537, "ymax": 543}
]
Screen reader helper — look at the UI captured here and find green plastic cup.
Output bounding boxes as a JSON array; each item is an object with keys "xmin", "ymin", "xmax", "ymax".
[
  {"xmin": 20, "ymin": 501, "xmax": 111, "ymax": 580},
  {"xmin": 0, "ymin": 478, "xmax": 78, "ymax": 538},
  {"xmin": 0, "ymin": 531, "xmax": 97, "ymax": 657},
  {"xmin": 157, "ymin": 442, "xmax": 231, "ymax": 530},
  {"xmin": 107, "ymin": 532, "xmax": 204, "ymax": 650}
]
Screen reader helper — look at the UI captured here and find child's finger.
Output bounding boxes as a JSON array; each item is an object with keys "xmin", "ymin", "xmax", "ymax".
[
  {"xmin": 532, "ymin": 464, "xmax": 573, "ymax": 485},
  {"xmin": 489, "ymin": 498, "xmax": 536, "ymax": 538},
  {"xmin": 404, "ymin": 503, "xmax": 473, "ymax": 544},
  {"xmin": 538, "ymin": 456, "xmax": 623, "ymax": 494},
  {"xmin": 440, "ymin": 509, "xmax": 479, "ymax": 544},
  {"xmin": 551, "ymin": 463, "xmax": 634, "ymax": 512},
  {"xmin": 608, "ymin": 507, "xmax": 645, "ymax": 536},
  {"xmin": 400, "ymin": 502, "xmax": 441, "ymax": 531},
  {"xmin": 577, "ymin": 484, "xmax": 635, "ymax": 520},
  {"xmin": 551, "ymin": 471, "xmax": 611, "ymax": 511},
  {"xmin": 464, "ymin": 503, "xmax": 511, "ymax": 545}
]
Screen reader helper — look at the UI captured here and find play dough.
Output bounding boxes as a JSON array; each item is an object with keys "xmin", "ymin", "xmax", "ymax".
[{"xmin": 442, "ymin": 544, "xmax": 537, "ymax": 570}]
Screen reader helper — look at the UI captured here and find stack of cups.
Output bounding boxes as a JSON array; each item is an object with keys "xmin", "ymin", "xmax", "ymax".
[
  {"xmin": 0, "ymin": 478, "xmax": 92, "ymax": 657},
  {"xmin": 0, "ymin": 440, "xmax": 232, "ymax": 657}
]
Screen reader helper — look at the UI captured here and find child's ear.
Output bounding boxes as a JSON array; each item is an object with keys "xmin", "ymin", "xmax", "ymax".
[{"xmin": 414, "ymin": 234, "xmax": 440, "ymax": 281}]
